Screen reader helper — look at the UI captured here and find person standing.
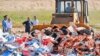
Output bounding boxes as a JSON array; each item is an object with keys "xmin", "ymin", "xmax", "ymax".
[
  {"xmin": 7, "ymin": 18, "xmax": 13, "ymax": 34},
  {"xmin": 32, "ymin": 16, "xmax": 39, "ymax": 26},
  {"xmin": 2, "ymin": 15, "xmax": 8, "ymax": 32},
  {"xmin": 23, "ymin": 17, "xmax": 32, "ymax": 34}
]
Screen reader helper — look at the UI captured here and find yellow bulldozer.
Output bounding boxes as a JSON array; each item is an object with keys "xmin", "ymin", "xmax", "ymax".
[{"xmin": 32, "ymin": 0, "xmax": 90, "ymax": 30}]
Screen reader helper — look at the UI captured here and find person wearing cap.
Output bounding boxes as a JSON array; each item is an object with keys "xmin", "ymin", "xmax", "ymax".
[{"xmin": 2, "ymin": 15, "xmax": 8, "ymax": 32}]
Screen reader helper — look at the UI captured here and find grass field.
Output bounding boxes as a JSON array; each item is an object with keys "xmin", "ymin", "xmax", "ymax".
[
  {"xmin": 0, "ymin": 10, "xmax": 100, "ymax": 28},
  {"xmin": 0, "ymin": 10, "xmax": 53, "ymax": 27},
  {"xmin": 89, "ymin": 11, "xmax": 100, "ymax": 25}
]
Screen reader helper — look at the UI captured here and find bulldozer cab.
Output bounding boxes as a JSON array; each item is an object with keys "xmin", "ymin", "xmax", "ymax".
[
  {"xmin": 51, "ymin": 0, "xmax": 89, "ymax": 24},
  {"xmin": 31, "ymin": 0, "xmax": 90, "ymax": 30}
]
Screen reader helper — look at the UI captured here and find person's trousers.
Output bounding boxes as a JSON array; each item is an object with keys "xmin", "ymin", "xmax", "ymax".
[
  {"xmin": 3, "ymin": 27, "xmax": 8, "ymax": 33},
  {"xmin": 8, "ymin": 28, "xmax": 12, "ymax": 34}
]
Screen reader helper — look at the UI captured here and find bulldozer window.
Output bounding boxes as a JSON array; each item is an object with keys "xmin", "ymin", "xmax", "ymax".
[
  {"xmin": 57, "ymin": 1, "xmax": 81, "ymax": 14},
  {"xmin": 57, "ymin": 1, "xmax": 72, "ymax": 13},
  {"xmin": 74, "ymin": 1, "xmax": 81, "ymax": 13}
]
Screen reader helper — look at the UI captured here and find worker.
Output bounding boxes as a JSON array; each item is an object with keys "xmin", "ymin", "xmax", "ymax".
[
  {"xmin": 66, "ymin": 3, "xmax": 72, "ymax": 13},
  {"xmin": 23, "ymin": 17, "xmax": 32, "ymax": 34},
  {"xmin": 32, "ymin": 16, "xmax": 39, "ymax": 26},
  {"xmin": 2, "ymin": 15, "xmax": 8, "ymax": 33},
  {"xmin": 7, "ymin": 18, "xmax": 13, "ymax": 34}
]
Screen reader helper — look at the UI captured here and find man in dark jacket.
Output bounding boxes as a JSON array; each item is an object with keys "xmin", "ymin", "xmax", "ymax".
[{"xmin": 23, "ymin": 17, "xmax": 32, "ymax": 34}]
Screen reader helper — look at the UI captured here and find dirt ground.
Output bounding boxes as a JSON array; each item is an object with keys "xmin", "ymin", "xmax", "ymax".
[{"xmin": 12, "ymin": 27, "xmax": 25, "ymax": 33}]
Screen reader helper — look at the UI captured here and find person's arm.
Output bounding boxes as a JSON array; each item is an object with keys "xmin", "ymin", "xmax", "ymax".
[
  {"xmin": 23, "ymin": 21, "xmax": 26, "ymax": 25},
  {"xmin": 31, "ymin": 21, "xmax": 33, "ymax": 26}
]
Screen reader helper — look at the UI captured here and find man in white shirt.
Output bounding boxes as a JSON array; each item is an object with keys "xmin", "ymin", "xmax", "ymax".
[
  {"xmin": 33, "ymin": 16, "xmax": 39, "ymax": 26},
  {"xmin": 7, "ymin": 18, "xmax": 12, "ymax": 34}
]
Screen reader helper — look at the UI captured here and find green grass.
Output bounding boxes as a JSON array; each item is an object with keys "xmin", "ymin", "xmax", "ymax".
[
  {"xmin": 89, "ymin": 11, "xmax": 100, "ymax": 25},
  {"xmin": 0, "ymin": 10, "xmax": 53, "ymax": 27},
  {"xmin": 0, "ymin": 10, "xmax": 100, "ymax": 28},
  {"xmin": 89, "ymin": 11, "xmax": 100, "ymax": 30}
]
